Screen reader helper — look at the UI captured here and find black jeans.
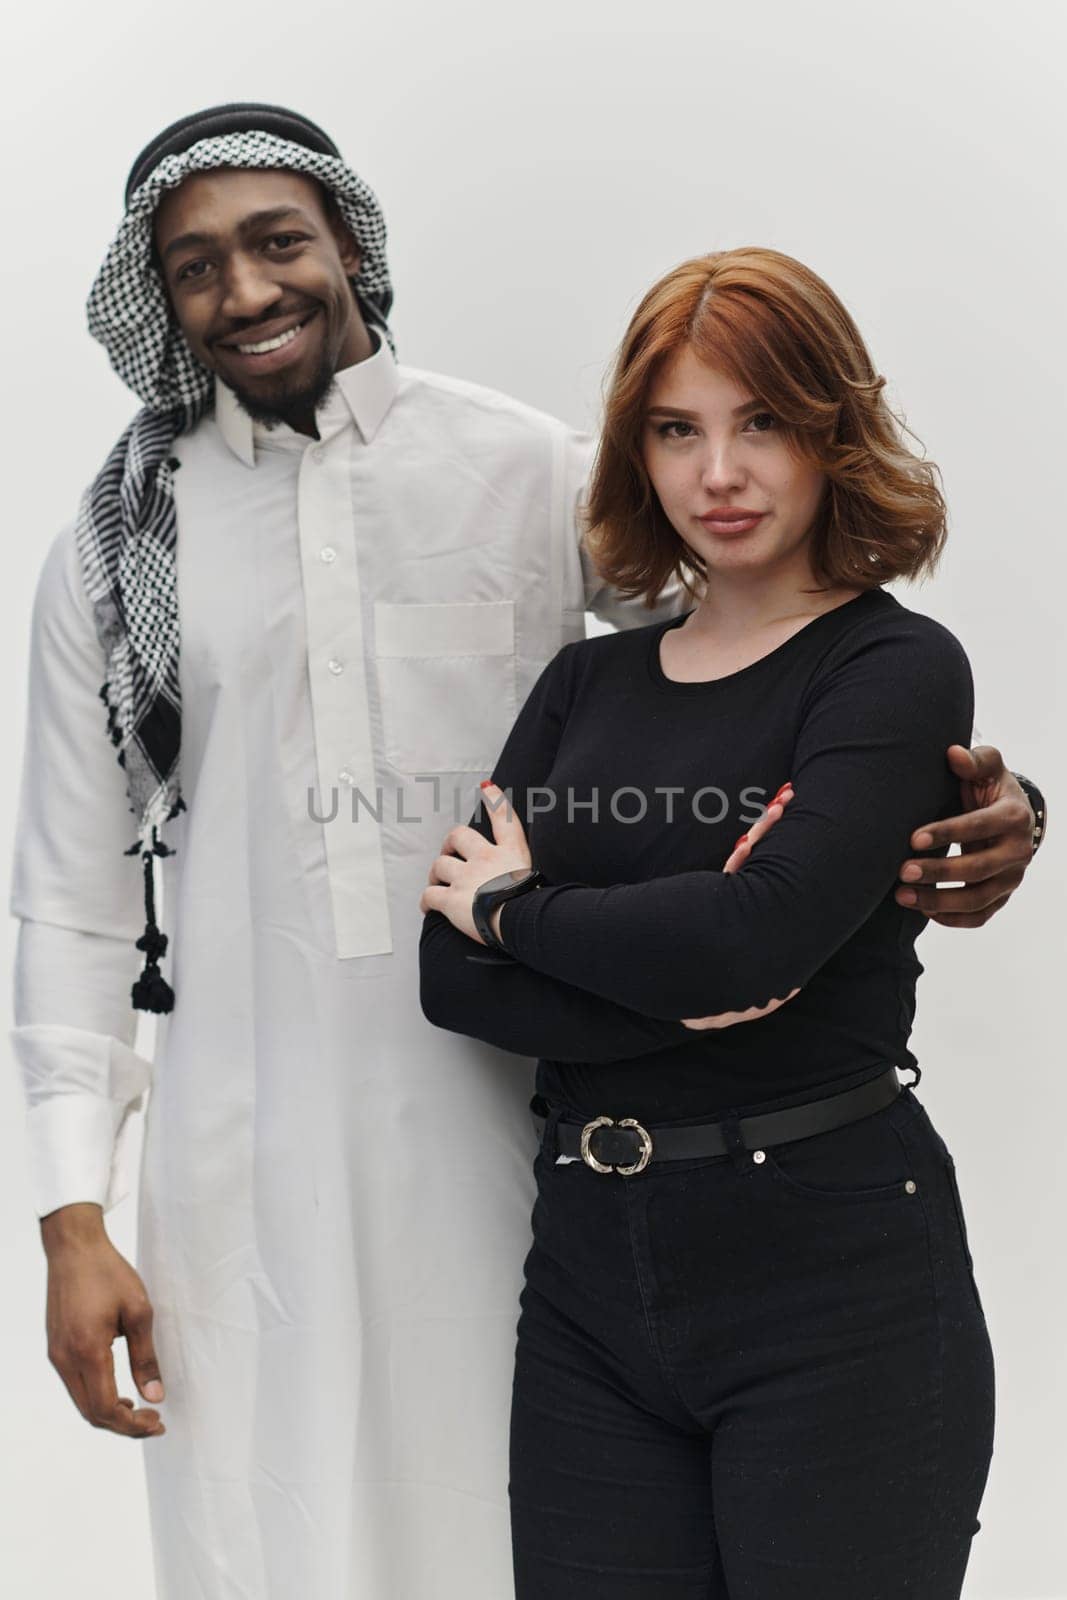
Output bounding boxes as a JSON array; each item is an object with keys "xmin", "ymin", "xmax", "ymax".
[{"xmin": 509, "ymin": 1084, "xmax": 995, "ymax": 1598}]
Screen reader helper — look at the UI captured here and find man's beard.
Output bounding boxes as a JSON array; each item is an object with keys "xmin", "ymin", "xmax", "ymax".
[{"xmin": 224, "ymin": 339, "xmax": 338, "ymax": 431}]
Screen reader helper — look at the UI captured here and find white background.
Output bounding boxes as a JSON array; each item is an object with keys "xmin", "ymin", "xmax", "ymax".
[{"xmin": 1, "ymin": 1, "xmax": 1063, "ymax": 1594}]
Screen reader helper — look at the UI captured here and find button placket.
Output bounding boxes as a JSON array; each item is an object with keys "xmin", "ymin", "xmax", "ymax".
[{"xmin": 298, "ymin": 435, "xmax": 392, "ymax": 957}]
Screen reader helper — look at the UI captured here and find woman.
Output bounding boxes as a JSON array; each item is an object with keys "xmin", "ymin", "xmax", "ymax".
[{"xmin": 418, "ymin": 247, "xmax": 994, "ymax": 1598}]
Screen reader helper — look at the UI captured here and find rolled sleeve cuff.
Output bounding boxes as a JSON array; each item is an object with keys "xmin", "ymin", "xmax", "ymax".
[{"xmin": 11, "ymin": 1023, "xmax": 153, "ymax": 1218}]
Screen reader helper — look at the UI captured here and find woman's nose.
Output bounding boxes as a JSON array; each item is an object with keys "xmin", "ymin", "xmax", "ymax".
[{"xmin": 699, "ymin": 442, "xmax": 746, "ymax": 496}]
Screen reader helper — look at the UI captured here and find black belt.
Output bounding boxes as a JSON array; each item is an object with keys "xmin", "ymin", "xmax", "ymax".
[{"xmin": 532, "ymin": 1065, "xmax": 904, "ymax": 1176}]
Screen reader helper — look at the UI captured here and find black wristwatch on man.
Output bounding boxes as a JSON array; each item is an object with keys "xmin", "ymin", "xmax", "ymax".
[{"xmin": 1011, "ymin": 773, "xmax": 1047, "ymax": 855}]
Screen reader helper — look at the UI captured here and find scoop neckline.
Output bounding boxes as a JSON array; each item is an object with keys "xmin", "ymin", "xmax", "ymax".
[{"xmin": 647, "ymin": 588, "xmax": 889, "ymax": 693}]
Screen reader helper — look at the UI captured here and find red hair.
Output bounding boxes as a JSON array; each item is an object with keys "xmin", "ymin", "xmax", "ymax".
[{"xmin": 585, "ymin": 247, "xmax": 948, "ymax": 605}]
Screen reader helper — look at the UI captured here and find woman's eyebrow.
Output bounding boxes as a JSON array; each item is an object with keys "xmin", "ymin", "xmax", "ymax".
[{"xmin": 645, "ymin": 400, "xmax": 762, "ymax": 419}]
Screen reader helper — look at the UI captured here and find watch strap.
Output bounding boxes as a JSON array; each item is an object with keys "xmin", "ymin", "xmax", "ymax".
[
  {"xmin": 472, "ymin": 869, "xmax": 544, "ymax": 952},
  {"xmin": 1011, "ymin": 772, "xmax": 1046, "ymax": 855}
]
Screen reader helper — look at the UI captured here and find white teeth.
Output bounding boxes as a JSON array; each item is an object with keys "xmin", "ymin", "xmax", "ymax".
[{"xmin": 236, "ymin": 320, "xmax": 305, "ymax": 355}]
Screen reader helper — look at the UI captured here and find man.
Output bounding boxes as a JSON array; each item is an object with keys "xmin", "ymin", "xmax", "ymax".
[{"xmin": 10, "ymin": 103, "xmax": 1044, "ymax": 1599}]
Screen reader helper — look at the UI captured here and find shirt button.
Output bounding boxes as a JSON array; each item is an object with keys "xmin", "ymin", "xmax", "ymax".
[
  {"xmin": 328, "ymin": 658, "xmax": 345, "ymax": 675},
  {"xmin": 320, "ymin": 546, "xmax": 337, "ymax": 564},
  {"xmin": 752, "ymin": 1149, "xmax": 766, "ymax": 1164},
  {"xmin": 339, "ymin": 769, "xmax": 355, "ymax": 786}
]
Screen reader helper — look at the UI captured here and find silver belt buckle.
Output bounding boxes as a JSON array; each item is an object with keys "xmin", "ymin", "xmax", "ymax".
[{"xmin": 580, "ymin": 1116, "xmax": 653, "ymax": 1176}]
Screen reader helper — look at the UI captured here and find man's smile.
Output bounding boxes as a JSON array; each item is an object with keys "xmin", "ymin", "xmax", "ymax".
[{"xmin": 215, "ymin": 309, "xmax": 322, "ymax": 375}]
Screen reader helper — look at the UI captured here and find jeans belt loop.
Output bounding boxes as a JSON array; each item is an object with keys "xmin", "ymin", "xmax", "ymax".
[
  {"xmin": 719, "ymin": 1110, "xmax": 751, "ymax": 1175},
  {"xmin": 538, "ymin": 1103, "xmax": 565, "ymax": 1163}
]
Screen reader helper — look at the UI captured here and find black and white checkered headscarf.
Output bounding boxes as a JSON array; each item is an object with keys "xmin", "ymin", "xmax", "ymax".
[{"xmin": 76, "ymin": 107, "xmax": 394, "ymax": 1012}]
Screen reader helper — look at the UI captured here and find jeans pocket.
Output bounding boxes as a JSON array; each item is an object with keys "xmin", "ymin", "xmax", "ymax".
[{"xmin": 762, "ymin": 1102, "xmax": 920, "ymax": 1207}]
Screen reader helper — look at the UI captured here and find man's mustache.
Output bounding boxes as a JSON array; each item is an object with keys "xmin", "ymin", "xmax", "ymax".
[{"xmin": 210, "ymin": 303, "xmax": 321, "ymax": 348}]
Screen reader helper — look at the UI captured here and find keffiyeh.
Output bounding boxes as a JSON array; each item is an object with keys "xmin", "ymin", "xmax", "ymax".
[{"xmin": 75, "ymin": 106, "xmax": 394, "ymax": 1012}]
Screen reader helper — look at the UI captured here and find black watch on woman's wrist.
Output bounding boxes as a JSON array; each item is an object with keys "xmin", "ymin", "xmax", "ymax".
[
  {"xmin": 472, "ymin": 869, "xmax": 545, "ymax": 954},
  {"xmin": 1011, "ymin": 772, "xmax": 1047, "ymax": 855}
]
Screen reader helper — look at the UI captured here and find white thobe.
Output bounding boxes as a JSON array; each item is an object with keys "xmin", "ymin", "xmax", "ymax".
[{"xmin": 9, "ymin": 334, "xmax": 683, "ymax": 1599}]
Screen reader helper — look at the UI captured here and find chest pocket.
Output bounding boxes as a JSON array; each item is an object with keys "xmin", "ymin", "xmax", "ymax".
[{"xmin": 374, "ymin": 600, "xmax": 518, "ymax": 774}]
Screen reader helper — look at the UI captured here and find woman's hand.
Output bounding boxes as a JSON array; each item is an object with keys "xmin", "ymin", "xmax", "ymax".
[
  {"xmin": 681, "ymin": 785, "xmax": 800, "ymax": 1030},
  {"xmin": 679, "ymin": 988, "xmax": 802, "ymax": 1031},
  {"xmin": 419, "ymin": 781, "xmax": 533, "ymax": 944},
  {"xmin": 719, "ymin": 783, "xmax": 794, "ymax": 875}
]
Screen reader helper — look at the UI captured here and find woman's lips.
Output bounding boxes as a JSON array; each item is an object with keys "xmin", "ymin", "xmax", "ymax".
[{"xmin": 698, "ymin": 511, "xmax": 766, "ymax": 538}]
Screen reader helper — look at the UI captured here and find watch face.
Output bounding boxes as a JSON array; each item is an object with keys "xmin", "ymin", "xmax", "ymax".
[{"xmin": 477, "ymin": 869, "xmax": 539, "ymax": 902}]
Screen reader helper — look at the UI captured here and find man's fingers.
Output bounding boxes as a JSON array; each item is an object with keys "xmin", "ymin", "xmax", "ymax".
[
  {"xmin": 944, "ymin": 742, "xmax": 1008, "ymax": 787},
  {"xmin": 898, "ymin": 843, "xmax": 1030, "ymax": 887},
  {"xmin": 51, "ymin": 1357, "xmax": 94, "ymax": 1425},
  {"xmin": 895, "ymin": 869, "xmax": 1024, "ymax": 917},
  {"xmin": 957, "ymin": 743, "xmax": 1007, "ymax": 783},
  {"xmin": 78, "ymin": 1347, "xmax": 123, "ymax": 1428},
  {"xmin": 909, "ymin": 796, "xmax": 1033, "ymax": 852},
  {"xmin": 79, "ymin": 1348, "xmax": 163, "ymax": 1437},
  {"xmin": 122, "ymin": 1294, "xmax": 164, "ymax": 1404},
  {"xmin": 944, "ymin": 742, "xmax": 981, "ymax": 783},
  {"xmin": 928, "ymin": 893, "xmax": 1014, "ymax": 929}
]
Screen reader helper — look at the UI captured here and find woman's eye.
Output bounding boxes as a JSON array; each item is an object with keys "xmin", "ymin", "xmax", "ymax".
[
  {"xmin": 266, "ymin": 234, "xmax": 304, "ymax": 250},
  {"xmin": 176, "ymin": 260, "xmax": 210, "ymax": 283},
  {"xmin": 744, "ymin": 411, "xmax": 778, "ymax": 433},
  {"xmin": 656, "ymin": 420, "xmax": 696, "ymax": 439}
]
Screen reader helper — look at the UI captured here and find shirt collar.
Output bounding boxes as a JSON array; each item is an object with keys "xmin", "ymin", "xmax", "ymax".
[{"xmin": 214, "ymin": 326, "xmax": 399, "ymax": 467}]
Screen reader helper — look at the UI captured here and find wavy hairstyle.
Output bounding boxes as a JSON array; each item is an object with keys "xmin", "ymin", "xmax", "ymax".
[{"xmin": 585, "ymin": 247, "xmax": 948, "ymax": 606}]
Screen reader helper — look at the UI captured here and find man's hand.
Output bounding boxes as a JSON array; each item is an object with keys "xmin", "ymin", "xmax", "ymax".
[
  {"xmin": 895, "ymin": 745, "xmax": 1035, "ymax": 928},
  {"xmin": 682, "ymin": 785, "xmax": 800, "ymax": 1030},
  {"xmin": 41, "ymin": 1202, "xmax": 165, "ymax": 1439}
]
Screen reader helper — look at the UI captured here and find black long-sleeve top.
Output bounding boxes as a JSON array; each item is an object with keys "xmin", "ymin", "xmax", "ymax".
[{"xmin": 419, "ymin": 587, "xmax": 974, "ymax": 1122}]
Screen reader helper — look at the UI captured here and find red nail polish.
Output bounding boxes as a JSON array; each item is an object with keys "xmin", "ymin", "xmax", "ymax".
[
  {"xmin": 734, "ymin": 833, "xmax": 749, "ymax": 849},
  {"xmin": 480, "ymin": 780, "xmax": 493, "ymax": 789}
]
